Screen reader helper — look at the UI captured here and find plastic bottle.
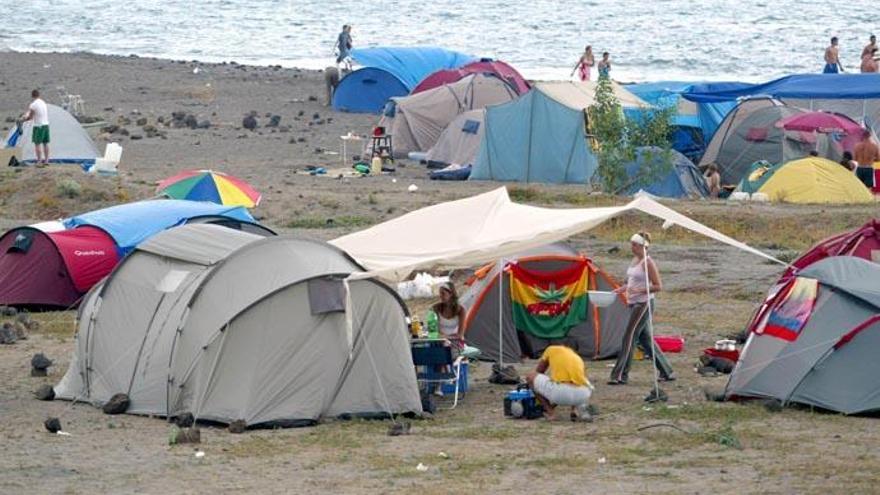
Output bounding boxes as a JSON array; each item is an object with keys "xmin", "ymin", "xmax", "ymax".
[
  {"xmin": 370, "ymin": 155, "xmax": 382, "ymax": 175},
  {"xmin": 410, "ymin": 316, "xmax": 422, "ymax": 338},
  {"xmin": 426, "ymin": 310, "xmax": 439, "ymax": 339}
]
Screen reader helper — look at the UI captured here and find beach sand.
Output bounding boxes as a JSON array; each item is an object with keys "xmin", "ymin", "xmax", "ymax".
[{"xmin": 1, "ymin": 52, "xmax": 879, "ymax": 494}]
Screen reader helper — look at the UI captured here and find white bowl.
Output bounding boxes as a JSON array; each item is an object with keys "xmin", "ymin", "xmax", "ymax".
[{"xmin": 588, "ymin": 291, "xmax": 617, "ymax": 308}]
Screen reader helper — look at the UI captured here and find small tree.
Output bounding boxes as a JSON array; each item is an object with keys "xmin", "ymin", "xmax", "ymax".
[{"xmin": 588, "ymin": 80, "xmax": 675, "ymax": 194}]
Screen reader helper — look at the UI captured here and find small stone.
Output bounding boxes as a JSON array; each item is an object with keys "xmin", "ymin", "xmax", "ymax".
[
  {"xmin": 34, "ymin": 384, "xmax": 55, "ymax": 401},
  {"xmin": 315, "ymin": 119, "xmax": 325, "ymax": 125},
  {"xmin": 184, "ymin": 115, "xmax": 198, "ymax": 129},
  {"xmin": 32, "ymin": 353, "xmax": 53, "ymax": 370},
  {"xmin": 307, "ymin": 95, "xmax": 318, "ymax": 102},
  {"xmin": 196, "ymin": 120, "xmax": 211, "ymax": 129},
  {"xmin": 297, "ymin": 110, "xmax": 305, "ymax": 117},
  {"xmin": 103, "ymin": 393, "xmax": 131, "ymax": 414},
  {"xmin": 136, "ymin": 117, "xmax": 148, "ymax": 126},
  {"xmin": 116, "ymin": 115, "xmax": 131, "ymax": 126},
  {"xmin": 175, "ymin": 413, "xmax": 194, "ymax": 428},
  {"xmin": 130, "ymin": 134, "xmax": 143, "ymax": 140},
  {"xmin": 44, "ymin": 417, "xmax": 62, "ymax": 433},
  {"xmin": 171, "ymin": 111, "xmax": 187, "ymax": 121},
  {"xmin": 103, "ymin": 106, "xmax": 114, "ymax": 112},
  {"xmin": 119, "ymin": 128, "xmax": 130, "ymax": 136},
  {"xmin": 312, "ymin": 113, "xmax": 320, "ymax": 120},
  {"xmin": 157, "ymin": 116, "xmax": 165, "ymax": 124},
  {"xmin": 0, "ymin": 323, "xmax": 17, "ymax": 344},
  {"xmin": 228, "ymin": 420, "xmax": 247, "ymax": 434},
  {"xmin": 266, "ymin": 115, "xmax": 281, "ymax": 127},
  {"xmin": 278, "ymin": 126, "xmax": 290, "ymax": 133},
  {"xmin": 297, "ymin": 137, "xmax": 306, "ymax": 143},
  {"xmin": 101, "ymin": 124, "xmax": 120, "ymax": 134},
  {"xmin": 242, "ymin": 115, "xmax": 257, "ymax": 130}
]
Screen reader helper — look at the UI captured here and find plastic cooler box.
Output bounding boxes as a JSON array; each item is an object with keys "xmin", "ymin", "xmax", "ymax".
[
  {"xmin": 440, "ymin": 361, "xmax": 469, "ymax": 394},
  {"xmin": 654, "ymin": 335, "xmax": 685, "ymax": 353}
]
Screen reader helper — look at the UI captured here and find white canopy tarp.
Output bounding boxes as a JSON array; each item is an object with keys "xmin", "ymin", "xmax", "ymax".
[{"xmin": 331, "ymin": 187, "xmax": 783, "ymax": 282}]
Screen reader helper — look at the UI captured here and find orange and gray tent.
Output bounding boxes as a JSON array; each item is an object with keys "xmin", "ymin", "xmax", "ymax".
[
  {"xmin": 725, "ymin": 256, "xmax": 880, "ymax": 414},
  {"xmin": 55, "ymin": 224, "xmax": 421, "ymax": 427},
  {"xmin": 699, "ymin": 97, "xmax": 839, "ymax": 186},
  {"xmin": 460, "ymin": 244, "xmax": 628, "ymax": 363}
]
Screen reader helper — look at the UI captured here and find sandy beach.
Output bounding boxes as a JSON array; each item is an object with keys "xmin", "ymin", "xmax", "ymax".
[{"xmin": 1, "ymin": 51, "xmax": 879, "ymax": 494}]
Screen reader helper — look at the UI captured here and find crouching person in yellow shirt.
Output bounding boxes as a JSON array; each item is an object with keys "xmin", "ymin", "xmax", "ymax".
[{"xmin": 526, "ymin": 344, "xmax": 593, "ymax": 422}]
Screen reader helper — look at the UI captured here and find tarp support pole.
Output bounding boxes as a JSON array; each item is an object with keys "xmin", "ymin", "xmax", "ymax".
[
  {"xmin": 644, "ymin": 252, "xmax": 660, "ymax": 398},
  {"xmin": 498, "ymin": 258, "xmax": 504, "ymax": 367}
]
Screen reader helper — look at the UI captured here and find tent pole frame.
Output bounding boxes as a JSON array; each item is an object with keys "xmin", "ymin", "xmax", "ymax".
[{"xmin": 498, "ymin": 258, "xmax": 504, "ymax": 368}]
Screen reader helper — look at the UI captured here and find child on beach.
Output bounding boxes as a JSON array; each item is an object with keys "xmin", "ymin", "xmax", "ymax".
[{"xmin": 597, "ymin": 52, "xmax": 611, "ymax": 80}]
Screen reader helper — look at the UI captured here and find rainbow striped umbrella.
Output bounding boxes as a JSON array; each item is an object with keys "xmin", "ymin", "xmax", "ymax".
[{"xmin": 156, "ymin": 170, "xmax": 261, "ymax": 208}]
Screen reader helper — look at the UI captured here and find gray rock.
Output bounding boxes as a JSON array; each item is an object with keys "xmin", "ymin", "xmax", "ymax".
[
  {"xmin": 267, "ymin": 115, "xmax": 281, "ymax": 127},
  {"xmin": 242, "ymin": 115, "xmax": 257, "ymax": 130},
  {"xmin": 228, "ymin": 420, "xmax": 247, "ymax": 434},
  {"xmin": 196, "ymin": 120, "xmax": 211, "ymax": 129},
  {"xmin": 44, "ymin": 417, "xmax": 62, "ymax": 433},
  {"xmin": 34, "ymin": 385, "xmax": 55, "ymax": 401},
  {"xmin": 130, "ymin": 134, "xmax": 143, "ymax": 140},
  {"xmin": 101, "ymin": 124, "xmax": 120, "ymax": 134},
  {"xmin": 0, "ymin": 323, "xmax": 17, "ymax": 344},
  {"xmin": 31, "ymin": 353, "xmax": 53, "ymax": 370},
  {"xmin": 175, "ymin": 413, "xmax": 194, "ymax": 428},
  {"xmin": 102, "ymin": 393, "xmax": 130, "ymax": 414},
  {"xmin": 136, "ymin": 117, "xmax": 148, "ymax": 126},
  {"xmin": 184, "ymin": 115, "xmax": 198, "ymax": 129},
  {"xmin": 119, "ymin": 128, "xmax": 130, "ymax": 136}
]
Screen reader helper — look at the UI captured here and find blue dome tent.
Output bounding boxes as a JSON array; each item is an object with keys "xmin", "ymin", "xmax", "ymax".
[
  {"xmin": 332, "ymin": 46, "xmax": 474, "ymax": 114},
  {"xmin": 623, "ymin": 147, "xmax": 710, "ymax": 199}
]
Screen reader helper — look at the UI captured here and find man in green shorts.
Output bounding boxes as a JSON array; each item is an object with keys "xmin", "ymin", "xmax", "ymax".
[{"xmin": 21, "ymin": 89, "xmax": 50, "ymax": 165}]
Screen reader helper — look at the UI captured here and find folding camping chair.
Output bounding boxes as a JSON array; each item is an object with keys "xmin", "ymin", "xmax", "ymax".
[{"xmin": 411, "ymin": 342, "xmax": 464, "ymax": 409}]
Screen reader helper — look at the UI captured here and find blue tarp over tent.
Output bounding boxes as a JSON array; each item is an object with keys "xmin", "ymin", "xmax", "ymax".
[
  {"xmin": 470, "ymin": 87, "xmax": 598, "ymax": 184},
  {"xmin": 63, "ymin": 200, "xmax": 254, "ymax": 255},
  {"xmin": 682, "ymin": 74, "xmax": 880, "ymax": 102},
  {"xmin": 626, "ymin": 81, "xmax": 710, "ymax": 162},
  {"xmin": 623, "ymin": 147, "xmax": 709, "ymax": 198},
  {"xmin": 332, "ymin": 46, "xmax": 475, "ymax": 113}
]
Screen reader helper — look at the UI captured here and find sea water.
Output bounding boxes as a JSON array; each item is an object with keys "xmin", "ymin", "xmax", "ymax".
[{"xmin": 0, "ymin": 0, "xmax": 876, "ymax": 82}]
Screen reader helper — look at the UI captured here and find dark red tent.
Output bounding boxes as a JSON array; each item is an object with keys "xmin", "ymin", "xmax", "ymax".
[
  {"xmin": 780, "ymin": 219, "xmax": 880, "ymax": 282},
  {"xmin": 0, "ymin": 226, "xmax": 119, "ymax": 309},
  {"xmin": 412, "ymin": 59, "xmax": 530, "ymax": 95}
]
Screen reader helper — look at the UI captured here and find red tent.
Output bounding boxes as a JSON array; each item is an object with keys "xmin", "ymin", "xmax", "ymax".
[
  {"xmin": 0, "ymin": 226, "xmax": 119, "ymax": 308},
  {"xmin": 412, "ymin": 59, "xmax": 530, "ymax": 95},
  {"xmin": 781, "ymin": 219, "xmax": 880, "ymax": 282}
]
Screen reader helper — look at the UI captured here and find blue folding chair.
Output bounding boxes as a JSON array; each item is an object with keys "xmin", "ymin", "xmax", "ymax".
[{"xmin": 411, "ymin": 343, "xmax": 464, "ymax": 409}]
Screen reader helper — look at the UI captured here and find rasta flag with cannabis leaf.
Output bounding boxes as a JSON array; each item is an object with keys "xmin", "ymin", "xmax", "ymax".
[{"xmin": 508, "ymin": 260, "xmax": 589, "ymax": 339}]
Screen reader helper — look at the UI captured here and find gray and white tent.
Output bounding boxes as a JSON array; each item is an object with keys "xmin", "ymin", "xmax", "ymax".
[
  {"xmin": 376, "ymin": 73, "xmax": 518, "ymax": 158},
  {"xmin": 725, "ymin": 256, "xmax": 880, "ymax": 414},
  {"xmin": 425, "ymin": 109, "xmax": 486, "ymax": 168},
  {"xmin": 5, "ymin": 104, "xmax": 99, "ymax": 166},
  {"xmin": 55, "ymin": 224, "xmax": 421, "ymax": 427},
  {"xmin": 460, "ymin": 244, "xmax": 629, "ymax": 363}
]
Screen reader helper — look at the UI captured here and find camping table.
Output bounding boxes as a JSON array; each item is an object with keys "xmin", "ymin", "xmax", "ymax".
[{"xmin": 340, "ymin": 133, "xmax": 363, "ymax": 166}]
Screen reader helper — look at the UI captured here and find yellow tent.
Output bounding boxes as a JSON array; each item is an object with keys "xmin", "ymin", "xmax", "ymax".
[{"xmin": 757, "ymin": 157, "xmax": 874, "ymax": 204}]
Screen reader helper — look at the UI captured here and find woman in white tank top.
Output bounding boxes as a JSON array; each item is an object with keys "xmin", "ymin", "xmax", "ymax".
[
  {"xmin": 433, "ymin": 281, "xmax": 467, "ymax": 342},
  {"xmin": 608, "ymin": 232, "xmax": 675, "ymax": 385}
]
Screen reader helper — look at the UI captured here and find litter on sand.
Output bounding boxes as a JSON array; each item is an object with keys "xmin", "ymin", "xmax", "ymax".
[{"xmin": 416, "ymin": 463, "xmax": 428, "ymax": 472}]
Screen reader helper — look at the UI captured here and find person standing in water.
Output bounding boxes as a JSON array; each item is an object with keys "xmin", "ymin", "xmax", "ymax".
[
  {"xmin": 824, "ymin": 37, "xmax": 844, "ymax": 73},
  {"xmin": 571, "ymin": 45, "xmax": 595, "ymax": 81},
  {"xmin": 861, "ymin": 34, "xmax": 877, "ymax": 60},
  {"xmin": 608, "ymin": 232, "xmax": 675, "ymax": 385},
  {"xmin": 597, "ymin": 52, "xmax": 611, "ymax": 80},
  {"xmin": 335, "ymin": 24, "xmax": 353, "ymax": 72}
]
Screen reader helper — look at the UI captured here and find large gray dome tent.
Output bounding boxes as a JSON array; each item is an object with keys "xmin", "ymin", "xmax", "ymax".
[
  {"xmin": 725, "ymin": 256, "xmax": 880, "ymax": 414},
  {"xmin": 5, "ymin": 104, "xmax": 99, "ymax": 166},
  {"xmin": 460, "ymin": 244, "xmax": 629, "ymax": 363},
  {"xmin": 55, "ymin": 224, "xmax": 421, "ymax": 427}
]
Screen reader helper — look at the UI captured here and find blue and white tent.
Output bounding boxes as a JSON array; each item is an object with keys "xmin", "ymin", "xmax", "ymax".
[
  {"xmin": 623, "ymin": 147, "xmax": 709, "ymax": 199},
  {"xmin": 471, "ymin": 81, "xmax": 648, "ymax": 184},
  {"xmin": 4, "ymin": 104, "xmax": 99, "ymax": 168},
  {"xmin": 332, "ymin": 46, "xmax": 474, "ymax": 113},
  {"xmin": 63, "ymin": 200, "xmax": 255, "ymax": 255}
]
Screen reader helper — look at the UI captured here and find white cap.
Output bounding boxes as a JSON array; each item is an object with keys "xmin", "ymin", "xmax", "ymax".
[{"xmin": 630, "ymin": 233, "xmax": 649, "ymax": 246}]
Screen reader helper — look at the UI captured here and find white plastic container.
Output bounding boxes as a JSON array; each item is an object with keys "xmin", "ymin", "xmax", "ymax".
[{"xmin": 588, "ymin": 291, "xmax": 617, "ymax": 308}]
